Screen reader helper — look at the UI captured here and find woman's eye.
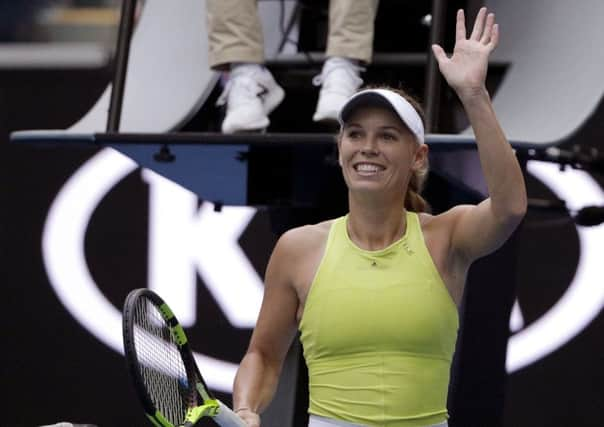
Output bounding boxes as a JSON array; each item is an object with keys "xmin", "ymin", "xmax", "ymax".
[
  {"xmin": 382, "ymin": 133, "xmax": 396, "ymax": 141},
  {"xmin": 348, "ymin": 131, "xmax": 362, "ymax": 139}
]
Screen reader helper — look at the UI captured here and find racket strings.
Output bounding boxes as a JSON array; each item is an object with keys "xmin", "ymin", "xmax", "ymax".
[{"xmin": 132, "ymin": 299, "xmax": 196, "ymax": 424}]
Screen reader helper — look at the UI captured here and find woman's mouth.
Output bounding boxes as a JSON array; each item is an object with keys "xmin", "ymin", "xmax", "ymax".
[{"xmin": 353, "ymin": 162, "xmax": 385, "ymax": 176}]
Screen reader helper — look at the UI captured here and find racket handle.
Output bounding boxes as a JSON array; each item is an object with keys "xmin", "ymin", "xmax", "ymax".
[{"xmin": 214, "ymin": 400, "xmax": 248, "ymax": 427}]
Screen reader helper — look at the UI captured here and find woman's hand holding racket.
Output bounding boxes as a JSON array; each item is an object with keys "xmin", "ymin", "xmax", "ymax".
[{"xmin": 234, "ymin": 408, "xmax": 261, "ymax": 427}]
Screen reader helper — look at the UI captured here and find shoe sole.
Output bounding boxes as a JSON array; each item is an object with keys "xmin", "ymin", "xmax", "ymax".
[
  {"xmin": 312, "ymin": 113, "xmax": 339, "ymax": 124},
  {"xmin": 222, "ymin": 117, "xmax": 269, "ymax": 134},
  {"xmin": 222, "ymin": 84, "xmax": 285, "ymax": 133}
]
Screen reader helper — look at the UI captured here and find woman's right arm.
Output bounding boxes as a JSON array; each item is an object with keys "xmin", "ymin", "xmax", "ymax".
[{"xmin": 233, "ymin": 229, "xmax": 302, "ymax": 427}]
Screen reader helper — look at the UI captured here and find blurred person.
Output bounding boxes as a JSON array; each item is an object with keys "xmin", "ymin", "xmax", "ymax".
[{"xmin": 206, "ymin": 0, "xmax": 379, "ymax": 133}]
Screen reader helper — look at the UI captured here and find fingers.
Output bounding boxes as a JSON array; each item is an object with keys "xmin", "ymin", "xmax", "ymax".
[
  {"xmin": 235, "ymin": 408, "xmax": 260, "ymax": 427},
  {"xmin": 480, "ymin": 12, "xmax": 496, "ymax": 44},
  {"xmin": 464, "ymin": 7, "xmax": 497, "ymax": 47},
  {"xmin": 455, "ymin": 9, "xmax": 466, "ymax": 42},
  {"xmin": 239, "ymin": 411, "xmax": 260, "ymax": 427},
  {"xmin": 431, "ymin": 44, "xmax": 448, "ymax": 64},
  {"xmin": 489, "ymin": 23, "xmax": 500, "ymax": 48},
  {"xmin": 470, "ymin": 7, "xmax": 487, "ymax": 40},
  {"xmin": 459, "ymin": 7, "xmax": 498, "ymax": 45}
]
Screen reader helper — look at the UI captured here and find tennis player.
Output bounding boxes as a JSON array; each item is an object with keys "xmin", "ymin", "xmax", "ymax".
[{"xmin": 233, "ymin": 8, "xmax": 527, "ymax": 427}]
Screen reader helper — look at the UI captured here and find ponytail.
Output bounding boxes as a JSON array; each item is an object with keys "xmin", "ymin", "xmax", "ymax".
[{"xmin": 404, "ymin": 165, "xmax": 430, "ymax": 213}]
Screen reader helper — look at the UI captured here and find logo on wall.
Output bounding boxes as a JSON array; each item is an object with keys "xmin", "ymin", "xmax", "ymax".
[
  {"xmin": 506, "ymin": 161, "xmax": 604, "ymax": 373},
  {"xmin": 42, "ymin": 148, "xmax": 264, "ymax": 393},
  {"xmin": 42, "ymin": 149, "xmax": 604, "ymax": 392}
]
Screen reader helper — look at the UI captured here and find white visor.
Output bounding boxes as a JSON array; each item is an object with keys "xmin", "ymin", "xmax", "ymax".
[{"xmin": 338, "ymin": 88, "xmax": 425, "ymax": 144}]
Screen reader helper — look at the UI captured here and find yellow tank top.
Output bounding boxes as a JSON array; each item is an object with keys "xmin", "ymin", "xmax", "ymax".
[{"xmin": 299, "ymin": 211, "xmax": 459, "ymax": 427}]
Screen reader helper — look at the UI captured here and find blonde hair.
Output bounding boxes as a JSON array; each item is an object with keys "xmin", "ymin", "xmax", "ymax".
[{"xmin": 405, "ymin": 159, "xmax": 430, "ymax": 213}]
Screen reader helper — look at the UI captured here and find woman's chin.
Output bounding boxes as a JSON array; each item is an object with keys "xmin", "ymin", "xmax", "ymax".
[{"xmin": 348, "ymin": 183, "xmax": 390, "ymax": 197}]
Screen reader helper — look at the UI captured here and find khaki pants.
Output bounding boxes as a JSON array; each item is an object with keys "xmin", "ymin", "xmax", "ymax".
[{"xmin": 206, "ymin": 0, "xmax": 379, "ymax": 69}]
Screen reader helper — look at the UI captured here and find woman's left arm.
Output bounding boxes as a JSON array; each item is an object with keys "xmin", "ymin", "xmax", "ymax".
[{"xmin": 432, "ymin": 7, "xmax": 527, "ymax": 262}]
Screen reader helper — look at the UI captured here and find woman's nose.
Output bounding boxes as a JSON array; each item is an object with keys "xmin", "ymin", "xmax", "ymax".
[{"xmin": 360, "ymin": 136, "xmax": 379, "ymax": 155}]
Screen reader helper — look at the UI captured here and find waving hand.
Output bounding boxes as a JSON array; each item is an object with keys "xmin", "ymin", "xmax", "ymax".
[
  {"xmin": 429, "ymin": 7, "xmax": 527, "ymax": 274},
  {"xmin": 432, "ymin": 8, "xmax": 498, "ymax": 99}
]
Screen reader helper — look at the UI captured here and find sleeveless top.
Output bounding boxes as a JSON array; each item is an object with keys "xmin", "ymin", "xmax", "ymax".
[{"xmin": 298, "ymin": 211, "xmax": 459, "ymax": 427}]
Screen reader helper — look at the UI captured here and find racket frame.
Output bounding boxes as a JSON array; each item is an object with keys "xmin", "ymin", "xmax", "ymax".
[{"xmin": 122, "ymin": 288, "xmax": 220, "ymax": 427}]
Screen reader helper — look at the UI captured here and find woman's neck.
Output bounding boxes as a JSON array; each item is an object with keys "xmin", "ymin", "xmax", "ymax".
[{"xmin": 347, "ymin": 193, "xmax": 407, "ymax": 251}]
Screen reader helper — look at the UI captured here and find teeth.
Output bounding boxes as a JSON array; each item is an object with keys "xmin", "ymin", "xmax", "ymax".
[{"xmin": 355, "ymin": 163, "xmax": 382, "ymax": 172}]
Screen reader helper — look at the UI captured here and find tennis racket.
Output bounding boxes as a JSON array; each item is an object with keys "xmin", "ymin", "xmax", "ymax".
[{"xmin": 122, "ymin": 288, "xmax": 246, "ymax": 427}]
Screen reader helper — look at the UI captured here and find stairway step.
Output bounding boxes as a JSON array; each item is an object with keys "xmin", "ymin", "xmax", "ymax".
[{"xmin": 267, "ymin": 52, "xmax": 508, "ymax": 69}]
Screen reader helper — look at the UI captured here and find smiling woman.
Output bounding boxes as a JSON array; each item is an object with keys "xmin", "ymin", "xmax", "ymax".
[
  {"xmin": 231, "ymin": 8, "xmax": 527, "ymax": 427},
  {"xmin": 337, "ymin": 87, "xmax": 430, "ymax": 214}
]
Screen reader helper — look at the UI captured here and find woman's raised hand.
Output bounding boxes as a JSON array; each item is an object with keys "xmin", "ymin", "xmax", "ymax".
[{"xmin": 431, "ymin": 8, "xmax": 498, "ymax": 99}]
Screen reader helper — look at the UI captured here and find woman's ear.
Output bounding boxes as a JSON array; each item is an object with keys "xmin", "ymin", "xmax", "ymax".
[{"xmin": 412, "ymin": 143, "xmax": 429, "ymax": 171}]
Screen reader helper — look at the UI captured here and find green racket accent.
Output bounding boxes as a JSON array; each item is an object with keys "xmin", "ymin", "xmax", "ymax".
[
  {"xmin": 170, "ymin": 324, "xmax": 188, "ymax": 346},
  {"xmin": 147, "ymin": 411, "xmax": 173, "ymax": 427},
  {"xmin": 160, "ymin": 302, "xmax": 187, "ymax": 346},
  {"xmin": 196, "ymin": 382, "xmax": 212, "ymax": 402},
  {"xmin": 159, "ymin": 303, "xmax": 175, "ymax": 320},
  {"xmin": 184, "ymin": 400, "xmax": 221, "ymax": 424}
]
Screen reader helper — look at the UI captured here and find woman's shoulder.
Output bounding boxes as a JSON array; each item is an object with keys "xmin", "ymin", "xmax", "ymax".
[
  {"xmin": 417, "ymin": 205, "xmax": 473, "ymax": 229},
  {"xmin": 263, "ymin": 222, "xmax": 336, "ymax": 317},
  {"xmin": 279, "ymin": 219, "xmax": 334, "ymax": 250}
]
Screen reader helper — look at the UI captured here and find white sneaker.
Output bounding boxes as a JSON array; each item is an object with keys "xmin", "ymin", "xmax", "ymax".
[
  {"xmin": 312, "ymin": 57, "xmax": 364, "ymax": 123},
  {"xmin": 216, "ymin": 64, "xmax": 285, "ymax": 133}
]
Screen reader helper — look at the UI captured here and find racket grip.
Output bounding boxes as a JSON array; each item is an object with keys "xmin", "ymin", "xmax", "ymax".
[{"xmin": 214, "ymin": 400, "xmax": 248, "ymax": 427}]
